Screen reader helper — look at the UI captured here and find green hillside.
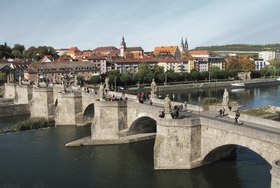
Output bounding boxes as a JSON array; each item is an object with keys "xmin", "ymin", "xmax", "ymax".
[{"xmin": 195, "ymin": 44, "xmax": 280, "ymax": 51}]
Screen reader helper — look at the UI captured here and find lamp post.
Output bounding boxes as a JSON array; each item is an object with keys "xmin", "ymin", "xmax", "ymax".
[{"xmin": 114, "ymin": 76, "xmax": 117, "ymax": 92}]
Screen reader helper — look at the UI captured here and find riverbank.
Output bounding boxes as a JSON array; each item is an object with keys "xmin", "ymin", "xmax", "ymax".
[
  {"xmin": 127, "ymin": 78, "xmax": 279, "ymax": 92},
  {"xmin": 0, "ymin": 118, "xmax": 55, "ymax": 134}
]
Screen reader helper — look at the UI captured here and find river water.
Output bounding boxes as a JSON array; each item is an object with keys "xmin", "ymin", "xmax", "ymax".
[{"xmin": 0, "ymin": 83, "xmax": 279, "ymax": 188}]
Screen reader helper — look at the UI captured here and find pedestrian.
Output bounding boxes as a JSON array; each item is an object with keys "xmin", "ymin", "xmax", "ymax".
[
  {"xmin": 234, "ymin": 110, "xmax": 240, "ymax": 125},
  {"xmin": 219, "ymin": 109, "xmax": 223, "ymax": 117},
  {"xmin": 222, "ymin": 107, "xmax": 225, "ymax": 116}
]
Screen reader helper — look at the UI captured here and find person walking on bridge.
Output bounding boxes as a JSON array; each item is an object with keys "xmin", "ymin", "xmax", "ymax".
[{"xmin": 234, "ymin": 109, "xmax": 240, "ymax": 125}]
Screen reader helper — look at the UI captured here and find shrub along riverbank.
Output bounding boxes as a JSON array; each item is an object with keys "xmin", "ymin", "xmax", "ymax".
[{"xmin": 0, "ymin": 118, "xmax": 55, "ymax": 134}]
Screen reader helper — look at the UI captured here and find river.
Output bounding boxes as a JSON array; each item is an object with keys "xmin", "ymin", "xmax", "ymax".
[{"xmin": 0, "ymin": 83, "xmax": 279, "ymax": 188}]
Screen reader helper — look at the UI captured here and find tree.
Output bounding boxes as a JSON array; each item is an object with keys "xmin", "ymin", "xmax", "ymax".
[
  {"xmin": 120, "ymin": 72, "xmax": 132, "ymax": 87},
  {"xmin": 88, "ymin": 75, "xmax": 101, "ymax": 84},
  {"xmin": 76, "ymin": 75, "xmax": 85, "ymax": 86},
  {"xmin": 226, "ymin": 57, "xmax": 242, "ymax": 71},
  {"xmin": 240, "ymin": 56, "xmax": 255, "ymax": 71},
  {"xmin": 137, "ymin": 62, "xmax": 152, "ymax": 83},
  {"xmin": 24, "ymin": 46, "xmax": 58, "ymax": 61},
  {"xmin": 12, "ymin": 44, "xmax": 25, "ymax": 58},
  {"xmin": 0, "ymin": 42, "xmax": 12, "ymax": 59},
  {"xmin": 0, "ymin": 72, "xmax": 6, "ymax": 81},
  {"xmin": 269, "ymin": 60, "xmax": 280, "ymax": 69}
]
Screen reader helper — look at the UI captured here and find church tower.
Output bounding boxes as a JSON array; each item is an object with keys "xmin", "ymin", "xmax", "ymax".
[
  {"xmin": 120, "ymin": 36, "xmax": 126, "ymax": 57},
  {"xmin": 180, "ymin": 37, "xmax": 184, "ymax": 53},
  {"xmin": 184, "ymin": 37, "xmax": 188, "ymax": 51},
  {"xmin": 180, "ymin": 37, "xmax": 188, "ymax": 53}
]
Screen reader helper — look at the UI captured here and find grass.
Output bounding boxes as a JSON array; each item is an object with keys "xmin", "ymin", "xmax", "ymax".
[
  {"xmin": 0, "ymin": 118, "xmax": 55, "ymax": 134},
  {"xmin": 201, "ymin": 97, "xmax": 221, "ymax": 106},
  {"xmin": 241, "ymin": 107, "xmax": 274, "ymax": 117}
]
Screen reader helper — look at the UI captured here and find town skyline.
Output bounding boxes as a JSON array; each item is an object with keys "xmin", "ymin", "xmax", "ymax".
[{"xmin": 1, "ymin": 0, "xmax": 280, "ymax": 51}]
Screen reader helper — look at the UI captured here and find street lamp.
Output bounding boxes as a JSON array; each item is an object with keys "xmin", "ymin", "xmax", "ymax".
[{"xmin": 114, "ymin": 76, "xmax": 117, "ymax": 92}]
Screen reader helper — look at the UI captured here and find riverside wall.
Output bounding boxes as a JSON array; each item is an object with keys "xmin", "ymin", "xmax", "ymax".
[
  {"xmin": 0, "ymin": 103, "xmax": 30, "ymax": 117},
  {"xmin": 157, "ymin": 78, "xmax": 278, "ymax": 92}
]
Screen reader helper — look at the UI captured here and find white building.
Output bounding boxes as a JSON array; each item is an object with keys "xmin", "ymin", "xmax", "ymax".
[
  {"xmin": 254, "ymin": 58, "xmax": 270, "ymax": 71},
  {"xmin": 259, "ymin": 51, "xmax": 275, "ymax": 61}
]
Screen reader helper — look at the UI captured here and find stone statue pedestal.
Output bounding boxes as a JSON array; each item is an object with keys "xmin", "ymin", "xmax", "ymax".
[{"xmin": 164, "ymin": 112, "xmax": 173, "ymax": 119}]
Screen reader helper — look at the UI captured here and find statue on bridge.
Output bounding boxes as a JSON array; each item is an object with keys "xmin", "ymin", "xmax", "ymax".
[
  {"xmin": 222, "ymin": 88, "xmax": 230, "ymax": 114},
  {"xmin": 105, "ymin": 77, "xmax": 110, "ymax": 91},
  {"xmin": 150, "ymin": 79, "xmax": 158, "ymax": 99},
  {"xmin": 99, "ymin": 82, "xmax": 105, "ymax": 101},
  {"xmin": 164, "ymin": 94, "xmax": 172, "ymax": 119},
  {"xmin": 222, "ymin": 88, "xmax": 229, "ymax": 107}
]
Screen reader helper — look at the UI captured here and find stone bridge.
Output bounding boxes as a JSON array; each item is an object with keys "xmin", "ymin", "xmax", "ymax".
[
  {"xmin": 80, "ymin": 99, "xmax": 280, "ymax": 188},
  {"xmin": 3, "ymin": 83, "xmax": 280, "ymax": 187},
  {"xmin": 3, "ymin": 83, "xmax": 99, "ymax": 125}
]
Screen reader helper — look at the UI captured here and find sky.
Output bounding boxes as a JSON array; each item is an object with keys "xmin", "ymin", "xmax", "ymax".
[{"xmin": 1, "ymin": 0, "xmax": 280, "ymax": 51}]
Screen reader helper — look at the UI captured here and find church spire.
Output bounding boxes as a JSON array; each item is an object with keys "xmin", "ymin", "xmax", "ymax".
[
  {"xmin": 181, "ymin": 37, "xmax": 184, "ymax": 45},
  {"xmin": 185, "ymin": 37, "xmax": 188, "ymax": 46},
  {"xmin": 120, "ymin": 36, "xmax": 126, "ymax": 57},
  {"xmin": 121, "ymin": 36, "xmax": 126, "ymax": 48}
]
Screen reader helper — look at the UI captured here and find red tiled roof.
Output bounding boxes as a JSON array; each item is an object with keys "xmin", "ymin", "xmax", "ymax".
[
  {"xmin": 189, "ymin": 50, "xmax": 209, "ymax": 55},
  {"xmin": 93, "ymin": 46, "xmax": 118, "ymax": 52},
  {"xmin": 153, "ymin": 46, "xmax": 178, "ymax": 55}
]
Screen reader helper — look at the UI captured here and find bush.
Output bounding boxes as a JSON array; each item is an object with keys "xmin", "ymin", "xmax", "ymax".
[{"xmin": 0, "ymin": 118, "xmax": 54, "ymax": 134}]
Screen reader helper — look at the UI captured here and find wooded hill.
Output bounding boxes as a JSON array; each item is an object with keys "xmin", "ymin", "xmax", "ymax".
[{"xmin": 195, "ymin": 44, "xmax": 280, "ymax": 52}]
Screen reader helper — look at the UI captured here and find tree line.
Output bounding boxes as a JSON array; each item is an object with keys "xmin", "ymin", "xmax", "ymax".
[{"xmin": 0, "ymin": 42, "xmax": 58, "ymax": 61}]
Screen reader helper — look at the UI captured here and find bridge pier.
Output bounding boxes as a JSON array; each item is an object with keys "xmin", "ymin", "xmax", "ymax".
[
  {"xmin": 15, "ymin": 85, "xmax": 33, "ymax": 104},
  {"xmin": 4, "ymin": 83, "xmax": 16, "ymax": 99},
  {"xmin": 91, "ymin": 101, "xmax": 127, "ymax": 140},
  {"xmin": 30, "ymin": 88, "xmax": 54, "ymax": 120},
  {"xmin": 55, "ymin": 92, "xmax": 82, "ymax": 126},
  {"xmin": 154, "ymin": 118, "xmax": 202, "ymax": 169},
  {"xmin": 271, "ymin": 160, "xmax": 280, "ymax": 188}
]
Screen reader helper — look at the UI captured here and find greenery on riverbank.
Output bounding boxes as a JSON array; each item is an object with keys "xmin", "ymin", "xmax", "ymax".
[
  {"xmin": 201, "ymin": 97, "xmax": 221, "ymax": 106},
  {"xmin": 0, "ymin": 118, "xmax": 55, "ymax": 134},
  {"xmin": 241, "ymin": 107, "xmax": 274, "ymax": 117}
]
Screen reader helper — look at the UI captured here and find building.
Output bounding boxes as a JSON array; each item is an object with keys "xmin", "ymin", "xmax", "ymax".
[
  {"xmin": 259, "ymin": 51, "xmax": 275, "ymax": 61},
  {"xmin": 254, "ymin": 58, "xmax": 270, "ymax": 71},
  {"xmin": 67, "ymin": 47, "xmax": 80, "ymax": 59},
  {"xmin": 208, "ymin": 57, "xmax": 226, "ymax": 70},
  {"xmin": 179, "ymin": 37, "xmax": 188, "ymax": 53},
  {"xmin": 153, "ymin": 46, "xmax": 181, "ymax": 58},
  {"xmin": 119, "ymin": 37, "xmax": 144, "ymax": 59},
  {"xmin": 158, "ymin": 57, "xmax": 189, "ymax": 73},
  {"xmin": 87, "ymin": 55, "xmax": 112, "ymax": 74},
  {"xmin": 25, "ymin": 61, "xmax": 97, "ymax": 83},
  {"xmin": 189, "ymin": 50, "xmax": 210, "ymax": 58},
  {"xmin": 275, "ymin": 51, "xmax": 280, "ymax": 60},
  {"xmin": 93, "ymin": 46, "xmax": 118, "ymax": 57},
  {"xmin": 112, "ymin": 58, "xmax": 157, "ymax": 74},
  {"xmin": 194, "ymin": 58, "xmax": 208, "ymax": 72},
  {"xmin": 55, "ymin": 48, "xmax": 69, "ymax": 56}
]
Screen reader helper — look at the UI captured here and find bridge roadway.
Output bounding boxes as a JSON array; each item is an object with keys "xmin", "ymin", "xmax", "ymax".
[{"xmin": 127, "ymin": 98, "xmax": 280, "ymax": 137}]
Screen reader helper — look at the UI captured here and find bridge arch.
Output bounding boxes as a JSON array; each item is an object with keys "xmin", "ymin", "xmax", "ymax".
[
  {"xmin": 201, "ymin": 141, "xmax": 274, "ymax": 166},
  {"xmin": 83, "ymin": 103, "xmax": 95, "ymax": 118},
  {"xmin": 127, "ymin": 116, "xmax": 157, "ymax": 135}
]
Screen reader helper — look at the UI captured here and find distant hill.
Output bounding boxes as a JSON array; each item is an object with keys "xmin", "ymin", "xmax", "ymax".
[{"xmin": 195, "ymin": 44, "xmax": 280, "ymax": 52}]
